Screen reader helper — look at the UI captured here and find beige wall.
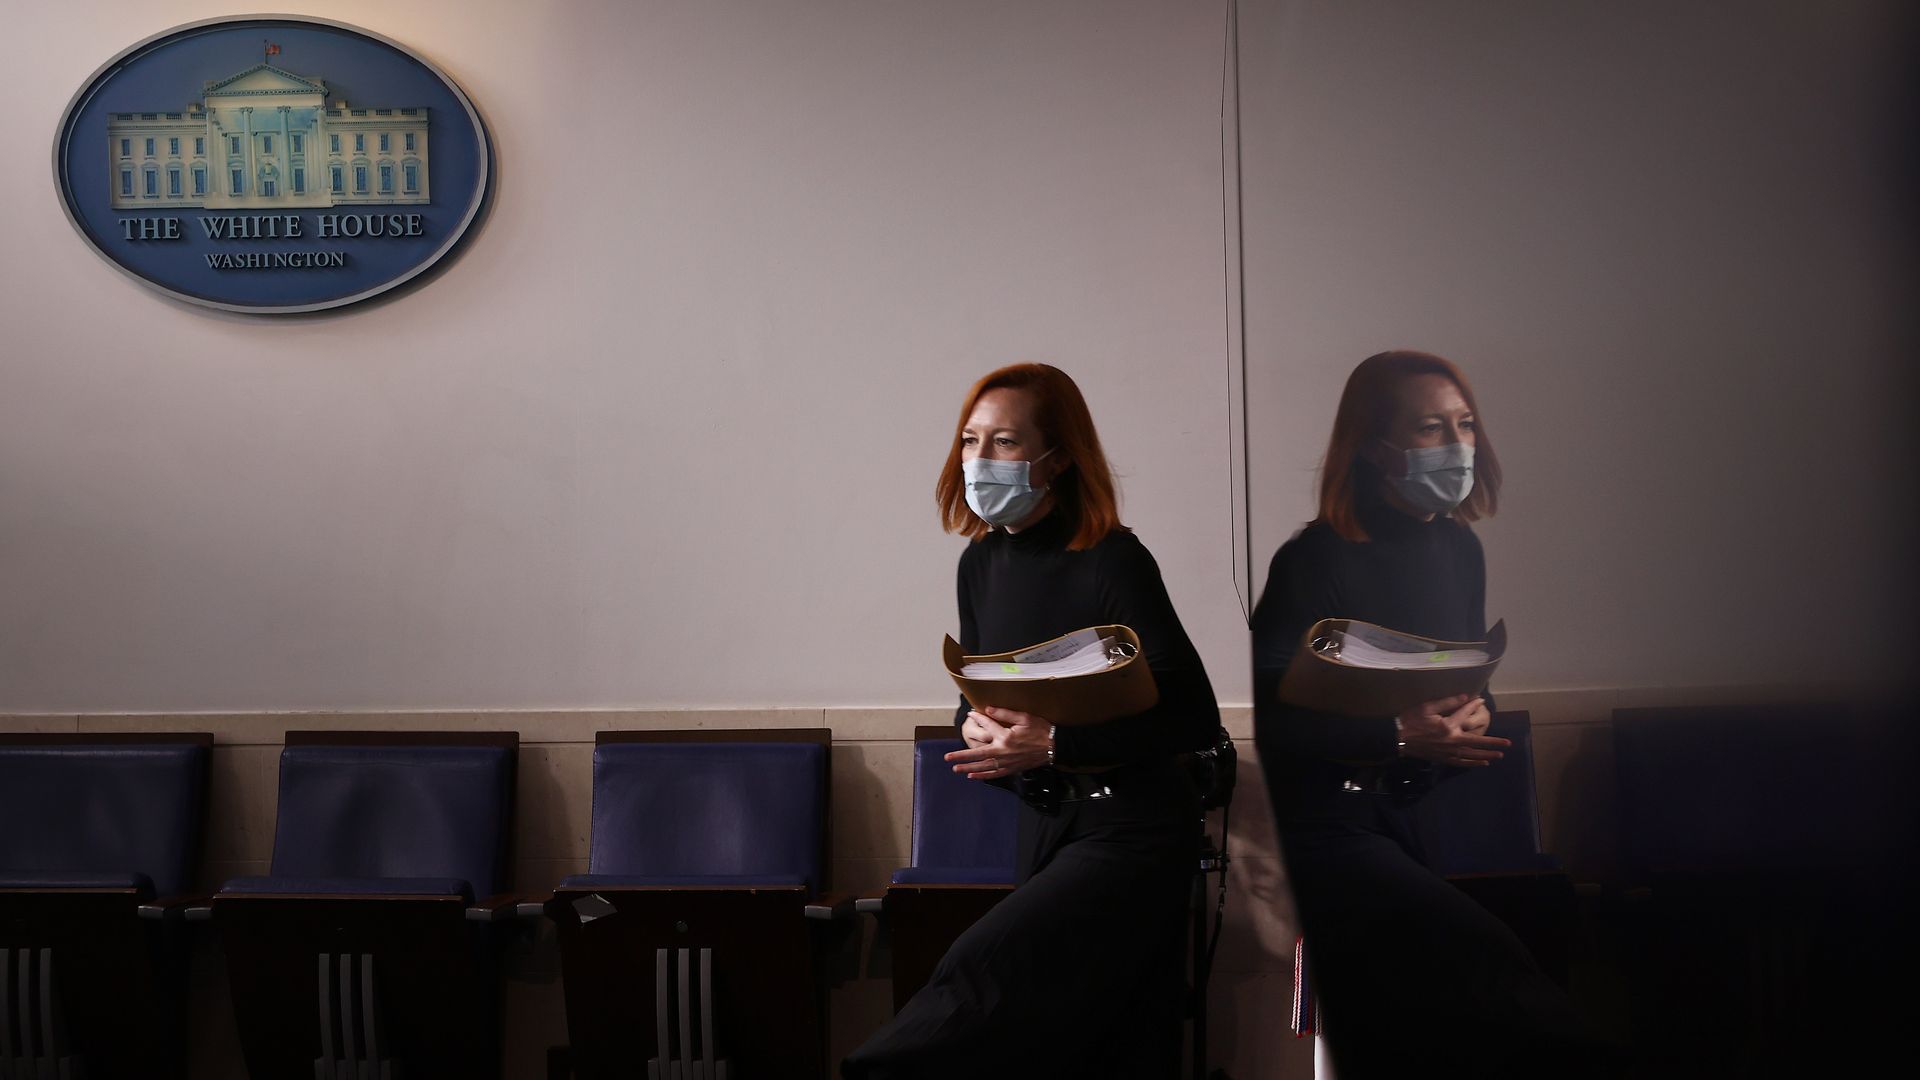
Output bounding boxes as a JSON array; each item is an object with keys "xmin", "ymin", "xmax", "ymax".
[{"xmin": 0, "ymin": 0, "xmax": 1248, "ymax": 713}]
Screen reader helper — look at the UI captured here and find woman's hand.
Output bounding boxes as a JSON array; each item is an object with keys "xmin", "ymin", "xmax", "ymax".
[
  {"xmin": 959, "ymin": 710, "xmax": 996, "ymax": 750},
  {"xmin": 946, "ymin": 707, "xmax": 1055, "ymax": 781},
  {"xmin": 1395, "ymin": 693, "xmax": 1509, "ymax": 767}
]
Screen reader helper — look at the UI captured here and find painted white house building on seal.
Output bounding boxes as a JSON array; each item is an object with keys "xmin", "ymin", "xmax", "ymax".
[{"xmin": 106, "ymin": 64, "xmax": 429, "ymax": 211}]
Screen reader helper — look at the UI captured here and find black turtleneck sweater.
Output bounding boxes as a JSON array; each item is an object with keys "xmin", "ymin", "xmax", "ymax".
[
  {"xmin": 951, "ymin": 509, "xmax": 1219, "ymax": 769},
  {"xmin": 1251, "ymin": 492, "xmax": 1490, "ymax": 819}
]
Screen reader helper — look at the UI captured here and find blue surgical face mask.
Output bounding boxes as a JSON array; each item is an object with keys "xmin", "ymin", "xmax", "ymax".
[
  {"xmin": 963, "ymin": 448, "xmax": 1056, "ymax": 527},
  {"xmin": 1384, "ymin": 442, "xmax": 1475, "ymax": 514}
]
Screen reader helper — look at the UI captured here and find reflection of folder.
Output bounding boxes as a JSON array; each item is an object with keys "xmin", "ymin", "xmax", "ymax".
[
  {"xmin": 943, "ymin": 624, "xmax": 1159, "ymax": 727},
  {"xmin": 1277, "ymin": 619, "xmax": 1506, "ymax": 718}
]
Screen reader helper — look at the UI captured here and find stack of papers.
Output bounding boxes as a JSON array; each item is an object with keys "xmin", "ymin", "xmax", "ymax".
[
  {"xmin": 945, "ymin": 623, "xmax": 1159, "ymax": 726},
  {"xmin": 959, "ymin": 627, "xmax": 1124, "ymax": 680},
  {"xmin": 1320, "ymin": 623, "xmax": 1491, "ymax": 670},
  {"xmin": 1280, "ymin": 617, "xmax": 1506, "ymax": 718}
]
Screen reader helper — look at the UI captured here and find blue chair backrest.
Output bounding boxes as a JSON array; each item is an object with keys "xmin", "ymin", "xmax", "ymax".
[
  {"xmin": 587, "ymin": 741, "xmax": 827, "ymax": 891},
  {"xmin": 911, "ymin": 738, "xmax": 1019, "ymax": 873},
  {"xmin": 1612, "ymin": 704, "xmax": 1881, "ymax": 879},
  {"xmin": 1412, "ymin": 712, "xmax": 1555, "ymax": 876},
  {"xmin": 269, "ymin": 742, "xmax": 515, "ymax": 898},
  {"xmin": 0, "ymin": 738, "xmax": 210, "ymax": 897}
]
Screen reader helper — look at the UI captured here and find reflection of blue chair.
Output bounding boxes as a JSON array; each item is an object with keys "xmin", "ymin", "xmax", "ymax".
[
  {"xmin": 1611, "ymin": 703, "xmax": 1902, "ymax": 1075},
  {"xmin": 541, "ymin": 729, "xmax": 845, "ymax": 1080},
  {"xmin": 858, "ymin": 727, "xmax": 1020, "ymax": 1011},
  {"xmin": 0, "ymin": 732, "xmax": 211, "ymax": 1078},
  {"xmin": 211, "ymin": 731, "xmax": 518, "ymax": 1079},
  {"xmin": 1294, "ymin": 712, "xmax": 1577, "ymax": 1042},
  {"xmin": 1414, "ymin": 711, "xmax": 1562, "ymax": 874},
  {"xmin": 1408, "ymin": 711, "xmax": 1577, "ymax": 983}
]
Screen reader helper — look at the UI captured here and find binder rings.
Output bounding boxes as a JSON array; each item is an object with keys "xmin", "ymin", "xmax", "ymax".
[
  {"xmin": 1277, "ymin": 618, "xmax": 1507, "ymax": 718},
  {"xmin": 942, "ymin": 624, "xmax": 1159, "ymax": 727}
]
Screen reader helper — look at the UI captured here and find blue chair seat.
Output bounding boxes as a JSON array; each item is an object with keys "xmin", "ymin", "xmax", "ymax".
[
  {"xmin": 0, "ymin": 870, "xmax": 155, "ymax": 894},
  {"xmin": 560, "ymin": 873, "xmax": 810, "ymax": 890},
  {"xmin": 890, "ymin": 866, "xmax": 1018, "ymax": 886},
  {"xmin": 220, "ymin": 876, "xmax": 473, "ymax": 901}
]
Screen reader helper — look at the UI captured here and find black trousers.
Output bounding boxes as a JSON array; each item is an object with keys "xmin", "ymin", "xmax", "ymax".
[
  {"xmin": 1281, "ymin": 799, "xmax": 1616, "ymax": 1079},
  {"xmin": 843, "ymin": 764, "xmax": 1198, "ymax": 1080}
]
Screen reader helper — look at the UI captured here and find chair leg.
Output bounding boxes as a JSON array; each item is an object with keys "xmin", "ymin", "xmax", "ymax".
[
  {"xmin": 0, "ymin": 948, "xmax": 81, "ymax": 1080},
  {"xmin": 1190, "ymin": 867, "xmax": 1208, "ymax": 1079},
  {"xmin": 645, "ymin": 948, "xmax": 728, "ymax": 1080},
  {"xmin": 649, "ymin": 948, "xmax": 668, "ymax": 1080},
  {"xmin": 313, "ymin": 953, "xmax": 395, "ymax": 1080},
  {"xmin": 315, "ymin": 953, "xmax": 335, "ymax": 1080},
  {"xmin": 700, "ymin": 949, "xmax": 717, "ymax": 1080},
  {"xmin": 360, "ymin": 954, "xmax": 389, "ymax": 1080},
  {"xmin": 2, "ymin": 946, "xmax": 16, "ymax": 1069},
  {"xmin": 677, "ymin": 948, "xmax": 693, "ymax": 1080},
  {"xmin": 40, "ymin": 948, "xmax": 73, "ymax": 1078}
]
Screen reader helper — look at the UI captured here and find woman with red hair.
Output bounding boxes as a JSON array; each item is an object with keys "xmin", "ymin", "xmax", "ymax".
[
  {"xmin": 1253, "ymin": 351, "xmax": 1612, "ymax": 1077},
  {"xmin": 844, "ymin": 363, "xmax": 1219, "ymax": 1078}
]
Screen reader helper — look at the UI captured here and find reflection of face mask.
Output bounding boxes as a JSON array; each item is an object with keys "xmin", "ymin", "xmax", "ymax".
[
  {"xmin": 1385, "ymin": 442, "xmax": 1474, "ymax": 514},
  {"xmin": 963, "ymin": 448, "xmax": 1055, "ymax": 526}
]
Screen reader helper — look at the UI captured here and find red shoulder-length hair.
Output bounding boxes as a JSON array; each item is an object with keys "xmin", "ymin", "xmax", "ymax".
[
  {"xmin": 1318, "ymin": 350, "xmax": 1502, "ymax": 542},
  {"xmin": 935, "ymin": 363, "xmax": 1126, "ymax": 551}
]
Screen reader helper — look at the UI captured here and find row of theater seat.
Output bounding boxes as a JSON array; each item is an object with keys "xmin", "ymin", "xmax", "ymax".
[
  {"xmin": 5, "ymin": 705, "xmax": 1902, "ymax": 1077},
  {"xmin": 0, "ymin": 726, "xmax": 1021, "ymax": 1079},
  {"xmin": 0, "ymin": 712, "xmax": 1561, "ymax": 1080}
]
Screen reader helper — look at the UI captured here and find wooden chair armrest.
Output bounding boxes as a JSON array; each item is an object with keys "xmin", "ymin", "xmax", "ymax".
[
  {"xmin": 138, "ymin": 893, "xmax": 212, "ymax": 920},
  {"xmin": 464, "ymin": 892, "xmax": 523, "ymax": 922},
  {"xmin": 804, "ymin": 891, "xmax": 856, "ymax": 921},
  {"xmin": 511, "ymin": 892, "xmax": 555, "ymax": 920}
]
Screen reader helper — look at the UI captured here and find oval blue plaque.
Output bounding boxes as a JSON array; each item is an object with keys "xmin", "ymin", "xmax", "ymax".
[{"xmin": 53, "ymin": 15, "xmax": 492, "ymax": 313}]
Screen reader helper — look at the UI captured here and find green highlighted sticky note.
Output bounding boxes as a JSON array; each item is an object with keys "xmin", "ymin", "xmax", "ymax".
[
  {"xmin": 1429, "ymin": 652, "xmax": 1451, "ymax": 663},
  {"xmin": 1001, "ymin": 663, "xmax": 1023, "ymax": 674}
]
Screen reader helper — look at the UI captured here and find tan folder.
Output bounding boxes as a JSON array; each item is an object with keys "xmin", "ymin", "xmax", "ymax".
[
  {"xmin": 1277, "ymin": 618, "xmax": 1507, "ymax": 718},
  {"xmin": 942, "ymin": 624, "xmax": 1159, "ymax": 727}
]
